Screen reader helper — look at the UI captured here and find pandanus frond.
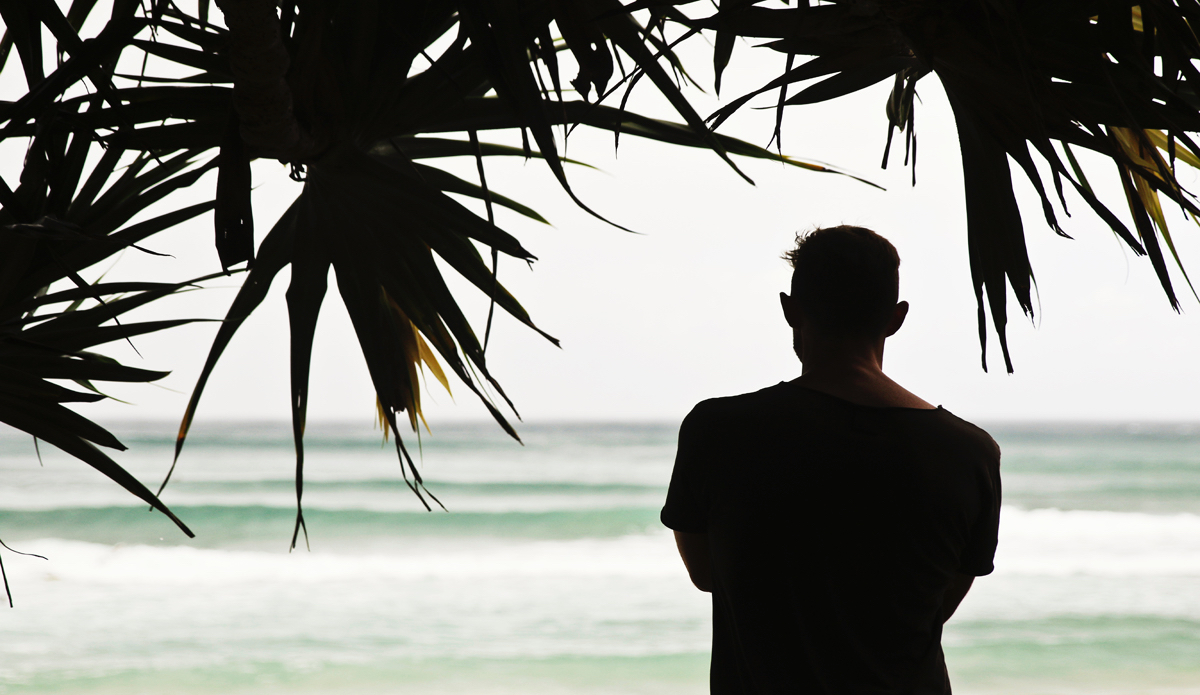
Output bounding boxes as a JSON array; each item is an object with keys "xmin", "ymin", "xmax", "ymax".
[
  {"xmin": 0, "ymin": 0, "xmax": 226, "ymax": 554},
  {"xmin": 379, "ymin": 286, "xmax": 454, "ymax": 434},
  {"xmin": 686, "ymin": 0, "xmax": 1200, "ymax": 372},
  {"xmin": 1, "ymin": 0, "xmax": 868, "ymax": 546}
]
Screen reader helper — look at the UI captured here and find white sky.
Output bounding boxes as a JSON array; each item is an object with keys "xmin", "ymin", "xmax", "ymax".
[{"xmin": 8, "ymin": 17, "xmax": 1200, "ymax": 429}]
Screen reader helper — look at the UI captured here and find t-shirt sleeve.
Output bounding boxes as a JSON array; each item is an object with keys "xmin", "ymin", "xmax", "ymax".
[
  {"xmin": 958, "ymin": 437, "xmax": 1002, "ymax": 576},
  {"xmin": 660, "ymin": 403, "xmax": 714, "ymax": 533}
]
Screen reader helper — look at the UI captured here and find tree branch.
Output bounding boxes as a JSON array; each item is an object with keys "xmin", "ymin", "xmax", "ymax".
[{"xmin": 217, "ymin": 0, "xmax": 315, "ymax": 159}]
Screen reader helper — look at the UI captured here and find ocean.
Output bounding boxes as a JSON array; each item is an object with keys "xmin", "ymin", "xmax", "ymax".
[{"xmin": 1, "ymin": 420, "xmax": 1199, "ymax": 694}]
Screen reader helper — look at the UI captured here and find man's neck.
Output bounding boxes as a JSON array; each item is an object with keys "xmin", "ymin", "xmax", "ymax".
[{"xmin": 794, "ymin": 338, "xmax": 935, "ymax": 410}]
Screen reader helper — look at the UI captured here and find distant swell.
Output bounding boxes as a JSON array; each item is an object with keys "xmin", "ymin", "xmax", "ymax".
[{"xmin": 0, "ymin": 505, "xmax": 664, "ymax": 546}]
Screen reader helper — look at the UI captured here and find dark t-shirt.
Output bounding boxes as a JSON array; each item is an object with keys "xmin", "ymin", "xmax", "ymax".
[{"xmin": 661, "ymin": 382, "xmax": 1001, "ymax": 695}]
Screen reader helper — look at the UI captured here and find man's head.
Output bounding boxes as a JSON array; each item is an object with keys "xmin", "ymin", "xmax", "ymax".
[{"xmin": 780, "ymin": 226, "xmax": 904, "ymax": 345}]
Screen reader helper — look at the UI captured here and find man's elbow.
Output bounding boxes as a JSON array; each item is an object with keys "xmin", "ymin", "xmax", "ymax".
[
  {"xmin": 686, "ymin": 559, "xmax": 710, "ymax": 592},
  {"xmin": 673, "ymin": 531, "xmax": 713, "ymax": 592},
  {"xmin": 940, "ymin": 573, "xmax": 975, "ymax": 623}
]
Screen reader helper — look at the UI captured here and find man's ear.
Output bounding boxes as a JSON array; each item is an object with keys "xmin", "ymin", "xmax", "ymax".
[
  {"xmin": 884, "ymin": 301, "xmax": 909, "ymax": 337},
  {"xmin": 780, "ymin": 292, "xmax": 800, "ymax": 328}
]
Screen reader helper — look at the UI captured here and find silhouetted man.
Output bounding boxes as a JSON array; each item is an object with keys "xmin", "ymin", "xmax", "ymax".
[{"xmin": 662, "ymin": 226, "xmax": 1001, "ymax": 694}]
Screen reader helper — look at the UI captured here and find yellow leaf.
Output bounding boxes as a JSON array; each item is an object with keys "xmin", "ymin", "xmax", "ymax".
[
  {"xmin": 1133, "ymin": 170, "xmax": 1169, "ymax": 238},
  {"xmin": 1112, "ymin": 128, "xmax": 1175, "ymax": 187},
  {"xmin": 176, "ymin": 411, "xmax": 192, "ymax": 444},
  {"xmin": 1090, "ymin": 8, "xmax": 1142, "ymax": 32},
  {"xmin": 375, "ymin": 285, "xmax": 454, "ymax": 437},
  {"xmin": 376, "ymin": 396, "xmax": 390, "ymax": 443},
  {"xmin": 1144, "ymin": 129, "xmax": 1200, "ymax": 171},
  {"xmin": 414, "ymin": 327, "xmax": 452, "ymax": 397},
  {"xmin": 1134, "ymin": 168, "xmax": 1198, "ymax": 297},
  {"xmin": 378, "ymin": 286, "xmax": 423, "ymax": 434}
]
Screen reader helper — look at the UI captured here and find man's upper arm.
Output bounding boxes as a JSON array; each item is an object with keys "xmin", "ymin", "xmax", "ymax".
[
  {"xmin": 958, "ymin": 436, "xmax": 1002, "ymax": 576},
  {"xmin": 660, "ymin": 404, "xmax": 714, "ymax": 534}
]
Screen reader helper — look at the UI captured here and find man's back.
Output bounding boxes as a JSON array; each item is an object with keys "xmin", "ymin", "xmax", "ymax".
[{"xmin": 662, "ymin": 382, "xmax": 1001, "ymax": 694}]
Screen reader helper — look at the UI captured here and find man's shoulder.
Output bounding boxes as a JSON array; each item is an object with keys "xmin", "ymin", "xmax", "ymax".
[
  {"xmin": 685, "ymin": 382, "xmax": 796, "ymax": 421},
  {"xmin": 677, "ymin": 385, "xmax": 798, "ymax": 457},
  {"xmin": 683, "ymin": 385, "xmax": 1000, "ymax": 461},
  {"xmin": 919, "ymin": 408, "xmax": 1002, "ymax": 464}
]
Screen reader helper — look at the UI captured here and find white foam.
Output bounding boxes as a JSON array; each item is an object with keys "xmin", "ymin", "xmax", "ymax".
[
  {"xmin": 0, "ymin": 534, "xmax": 712, "ymax": 677},
  {"xmin": 8, "ymin": 507, "xmax": 1199, "ymax": 587},
  {"xmin": 995, "ymin": 506, "xmax": 1200, "ymax": 576},
  {"xmin": 3, "ymin": 533, "xmax": 686, "ymax": 586}
]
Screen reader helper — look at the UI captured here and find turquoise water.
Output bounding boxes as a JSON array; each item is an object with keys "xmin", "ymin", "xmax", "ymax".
[{"xmin": 1, "ymin": 421, "xmax": 1199, "ymax": 694}]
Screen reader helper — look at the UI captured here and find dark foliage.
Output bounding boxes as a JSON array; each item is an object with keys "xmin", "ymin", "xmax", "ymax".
[
  {"xmin": 0, "ymin": 0, "xmax": 855, "ymax": 551},
  {"xmin": 693, "ymin": 0, "xmax": 1200, "ymax": 372}
]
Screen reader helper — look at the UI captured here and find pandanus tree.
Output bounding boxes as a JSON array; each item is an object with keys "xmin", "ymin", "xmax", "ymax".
[
  {"xmin": 2, "ymin": 0, "xmax": 1199, "ymax": 561},
  {"xmin": 689, "ymin": 0, "xmax": 1200, "ymax": 371},
  {"xmin": 0, "ymin": 0, "xmax": 858, "ymax": 567}
]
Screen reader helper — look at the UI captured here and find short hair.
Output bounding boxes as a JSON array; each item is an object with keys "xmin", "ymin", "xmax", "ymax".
[{"xmin": 783, "ymin": 226, "xmax": 900, "ymax": 338}]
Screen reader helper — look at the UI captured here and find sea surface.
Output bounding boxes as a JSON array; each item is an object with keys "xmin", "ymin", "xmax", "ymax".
[{"xmin": 1, "ymin": 419, "xmax": 1199, "ymax": 694}]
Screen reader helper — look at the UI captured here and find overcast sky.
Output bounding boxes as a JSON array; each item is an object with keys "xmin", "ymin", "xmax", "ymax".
[{"xmin": 9, "ymin": 25, "xmax": 1200, "ymax": 429}]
